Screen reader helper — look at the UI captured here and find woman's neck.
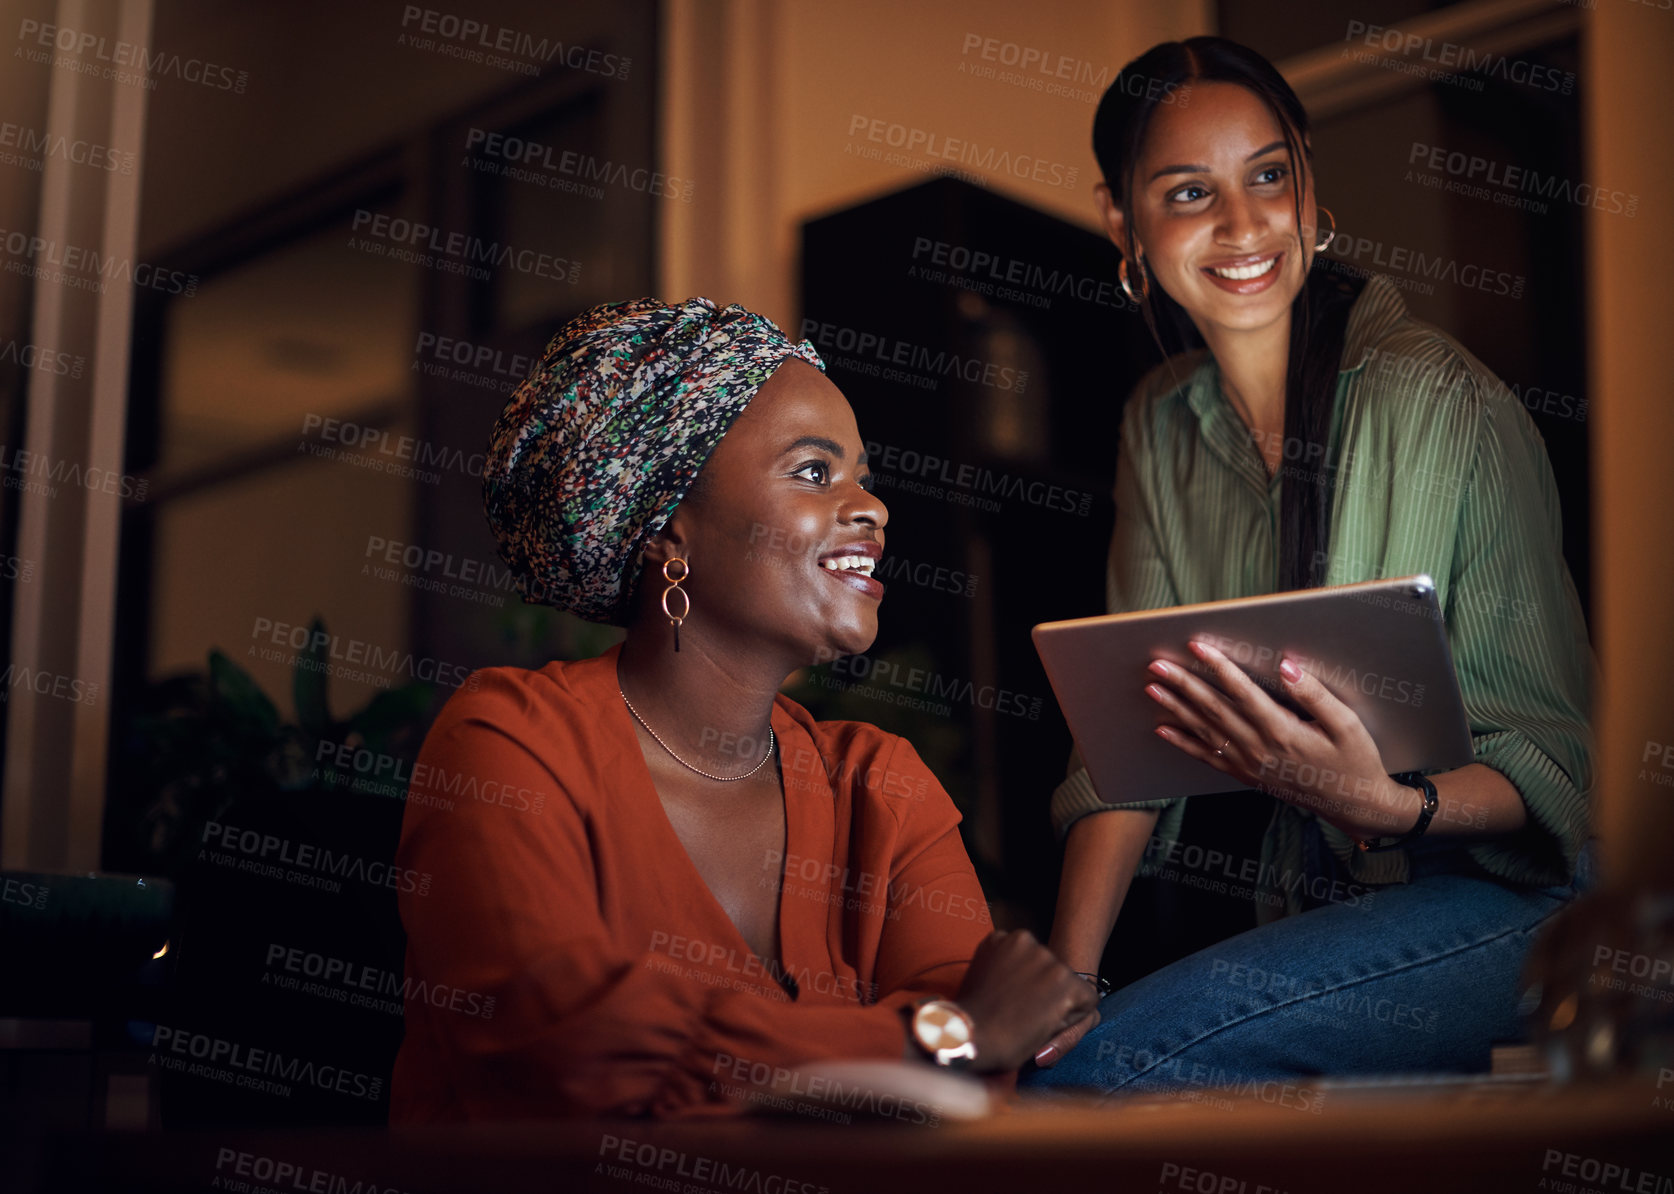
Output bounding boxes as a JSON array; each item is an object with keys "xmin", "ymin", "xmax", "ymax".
[
  {"xmin": 1198, "ymin": 309, "xmax": 1291, "ymax": 437},
  {"xmin": 616, "ymin": 626, "xmax": 786, "ymax": 770}
]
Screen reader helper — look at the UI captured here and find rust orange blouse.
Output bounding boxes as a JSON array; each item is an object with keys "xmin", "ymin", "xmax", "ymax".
[{"xmin": 390, "ymin": 643, "xmax": 995, "ymax": 1121}]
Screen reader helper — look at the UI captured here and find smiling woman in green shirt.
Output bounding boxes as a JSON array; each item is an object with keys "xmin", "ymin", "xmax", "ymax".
[{"xmin": 1021, "ymin": 37, "xmax": 1593, "ymax": 1090}]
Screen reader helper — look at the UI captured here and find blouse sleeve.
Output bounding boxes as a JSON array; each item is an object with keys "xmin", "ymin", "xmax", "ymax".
[
  {"xmin": 1049, "ymin": 408, "xmax": 1185, "ymax": 841},
  {"xmin": 1442, "ymin": 384, "xmax": 1594, "ymax": 886},
  {"xmin": 864, "ymin": 735, "xmax": 1018, "ymax": 1101},
  {"xmin": 395, "ymin": 678, "xmax": 990, "ymax": 1120},
  {"xmin": 861, "ymin": 735, "xmax": 996, "ymax": 996}
]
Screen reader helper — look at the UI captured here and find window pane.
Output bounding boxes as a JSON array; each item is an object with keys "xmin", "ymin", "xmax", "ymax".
[{"xmin": 157, "ymin": 220, "xmax": 418, "ymax": 477}]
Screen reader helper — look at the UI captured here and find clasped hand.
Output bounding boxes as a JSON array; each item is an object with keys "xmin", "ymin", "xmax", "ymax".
[{"xmin": 1145, "ymin": 639, "xmax": 1422, "ymax": 841}]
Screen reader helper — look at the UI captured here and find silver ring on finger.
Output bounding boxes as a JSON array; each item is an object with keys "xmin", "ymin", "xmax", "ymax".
[{"xmin": 1214, "ymin": 737, "xmax": 1231, "ymax": 758}]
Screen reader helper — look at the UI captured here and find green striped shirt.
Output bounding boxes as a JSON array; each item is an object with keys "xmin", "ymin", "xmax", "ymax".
[{"xmin": 1050, "ymin": 274, "xmax": 1593, "ymax": 904}]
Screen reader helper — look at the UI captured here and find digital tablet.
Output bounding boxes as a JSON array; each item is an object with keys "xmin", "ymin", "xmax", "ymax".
[{"xmin": 1031, "ymin": 575, "xmax": 1474, "ymax": 805}]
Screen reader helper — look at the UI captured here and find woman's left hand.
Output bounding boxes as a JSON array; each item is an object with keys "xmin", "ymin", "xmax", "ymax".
[{"xmin": 1145, "ymin": 639, "xmax": 1422, "ymax": 841}]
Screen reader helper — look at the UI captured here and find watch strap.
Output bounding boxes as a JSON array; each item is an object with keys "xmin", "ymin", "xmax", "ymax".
[
  {"xmin": 1075, "ymin": 971, "xmax": 1113, "ymax": 997},
  {"xmin": 1357, "ymin": 772, "xmax": 1439, "ymax": 853}
]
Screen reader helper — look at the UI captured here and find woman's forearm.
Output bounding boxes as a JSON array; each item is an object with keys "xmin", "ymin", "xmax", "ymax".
[
  {"xmin": 1420, "ymin": 762, "xmax": 1527, "ymax": 837},
  {"xmin": 1047, "ymin": 806, "xmax": 1161, "ymax": 974}
]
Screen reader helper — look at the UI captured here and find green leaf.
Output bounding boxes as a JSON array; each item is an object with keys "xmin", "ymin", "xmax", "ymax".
[
  {"xmin": 271, "ymin": 728, "xmax": 315, "ymax": 791},
  {"xmin": 208, "ymin": 649, "xmax": 279, "ymax": 738},
  {"xmin": 350, "ymin": 683, "xmax": 434, "ymax": 750},
  {"xmin": 293, "ymin": 615, "xmax": 331, "ymax": 735}
]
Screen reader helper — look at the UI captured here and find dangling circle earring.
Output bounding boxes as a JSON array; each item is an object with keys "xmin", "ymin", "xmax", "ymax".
[
  {"xmin": 1313, "ymin": 207, "xmax": 1337, "ymax": 253},
  {"xmin": 1118, "ymin": 255, "xmax": 1149, "ymax": 304},
  {"xmin": 661, "ymin": 558, "xmax": 689, "ymax": 652}
]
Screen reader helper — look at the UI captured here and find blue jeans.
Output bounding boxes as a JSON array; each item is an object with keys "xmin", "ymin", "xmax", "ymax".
[{"xmin": 1021, "ymin": 829, "xmax": 1594, "ymax": 1095}]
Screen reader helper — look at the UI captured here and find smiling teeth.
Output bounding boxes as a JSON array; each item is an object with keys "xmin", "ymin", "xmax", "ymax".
[
  {"xmin": 820, "ymin": 556, "xmax": 876, "ymax": 576},
  {"xmin": 1211, "ymin": 256, "xmax": 1278, "ymax": 280}
]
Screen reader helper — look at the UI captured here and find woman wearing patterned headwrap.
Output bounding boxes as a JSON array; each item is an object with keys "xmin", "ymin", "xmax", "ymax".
[{"xmin": 389, "ymin": 298, "xmax": 1095, "ymax": 1121}]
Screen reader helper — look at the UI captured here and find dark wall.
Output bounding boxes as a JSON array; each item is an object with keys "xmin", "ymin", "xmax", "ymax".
[{"xmin": 800, "ymin": 177, "xmax": 1158, "ymax": 930}]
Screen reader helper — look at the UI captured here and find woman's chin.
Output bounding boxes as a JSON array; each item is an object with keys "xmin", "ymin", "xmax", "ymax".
[{"xmin": 818, "ymin": 620, "xmax": 878, "ymax": 663}]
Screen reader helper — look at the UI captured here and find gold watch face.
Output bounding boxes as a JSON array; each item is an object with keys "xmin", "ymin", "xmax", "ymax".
[{"xmin": 913, "ymin": 1000, "xmax": 973, "ymax": 1052}]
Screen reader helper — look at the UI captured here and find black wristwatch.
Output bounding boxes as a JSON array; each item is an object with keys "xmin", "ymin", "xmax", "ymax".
[
  {"xmin": 1357, "ymin": 772, "xmax": 1439, "ymax": 853},
  {"xmin": 1075, "ymin": 971, "xmax": 1114, "ymax": 997}
]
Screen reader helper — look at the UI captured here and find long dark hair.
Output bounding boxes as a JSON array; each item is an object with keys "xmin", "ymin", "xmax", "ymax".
[{"xmin": 1093, "ymin": 36, "xmax": 1364, "ymax": 592}]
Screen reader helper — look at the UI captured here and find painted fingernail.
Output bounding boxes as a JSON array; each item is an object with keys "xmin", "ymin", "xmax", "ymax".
[
  {"xmin": 1145, "ymin": 683, "xmax": 1168, "ymax": 702},
  {"xmin": 1280, "ymin": 658, "xmax": 1302, "ymax": 683},
  {"xmin": 1189, "ymin": 640, "xmax": 1213, "ymax": 659},
  {"xmin": 1148, "ymin": 660, "xmax": 1171, "ymax": 678},
  {"xmin": 1155, "ymin": 726, "xmax": 1173, "ymax": 740},
  {"xmin": 1034, "ymin": 1045, "xmax": 1058, "ymax": 1066}
]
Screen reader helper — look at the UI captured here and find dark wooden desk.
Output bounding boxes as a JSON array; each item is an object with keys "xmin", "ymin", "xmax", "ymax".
[{"xmin": 24, "ymin": 1079, "xmax": 1673, "ymax": 1193}]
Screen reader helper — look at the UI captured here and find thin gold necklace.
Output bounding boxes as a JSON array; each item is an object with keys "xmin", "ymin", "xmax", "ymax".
[{"xmin": 619, "ymin": 684, "xmax": 776, "ymax": 782}]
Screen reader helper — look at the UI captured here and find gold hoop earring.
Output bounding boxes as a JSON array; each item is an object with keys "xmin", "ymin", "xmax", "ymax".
[
  {"xmin": 1118, "ymin": 255, "xmax": 1149, "ymax": 304},
  {"xmin": 661, "ymin": 558, "xmax": 689, "ymax": 652},
  {"xmin": 1313, "ymin": 207, "xmax": 1337, "ymax": 253}
]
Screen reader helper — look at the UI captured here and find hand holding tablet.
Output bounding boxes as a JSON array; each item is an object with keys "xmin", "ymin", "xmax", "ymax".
[
  {"xmin": 1144, "ymin": 638, "xmax": 1428, "ymax": 841},
  {"xmin": 1032, "ymin": 576, "xmax": 1475, "ymax": 809}
]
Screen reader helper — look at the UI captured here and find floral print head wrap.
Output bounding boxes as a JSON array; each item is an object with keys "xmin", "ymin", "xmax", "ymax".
[{"xmin": 483, "ymin": 297, "xmax": 826, "ymax": 625}]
